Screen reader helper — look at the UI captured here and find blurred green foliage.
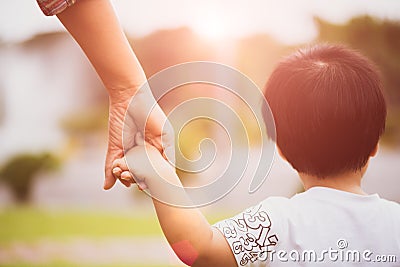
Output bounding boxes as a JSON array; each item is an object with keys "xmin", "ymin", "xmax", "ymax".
[
  {"xmin": 0, "ymin": 153, "xmax": 60, "ymax": 203},
  {"xmin": 315, "ymin": 16, "xmax": 400, "ymax": 146}
]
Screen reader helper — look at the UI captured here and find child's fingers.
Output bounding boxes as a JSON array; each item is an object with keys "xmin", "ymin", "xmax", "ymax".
[
  {"xmin": 111, "ymin": 168, "xmax": 133, "ymax": 187},
  {"xmin": 112, "ymin": 167, "xmax": 132, "ymax": 187},
  {"xmin": 120, "ymin": 168, "xmax": 147, "ymax": 191},
  {"xmin": 112, "ymin": 167, "xmax": 122, "ymax": 180},
  {"xmin": 121, "ymin": 171, "xmax": 135, "ymax": 183},
  {"xmin": 113, "ymin": 158, "xmax": 135, "ymax": 186}
]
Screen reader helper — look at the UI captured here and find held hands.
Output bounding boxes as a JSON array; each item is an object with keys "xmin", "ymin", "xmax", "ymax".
[
  {"xmin": 112, "ymin": 133, "xmax": 172, "ymax": 191},
  {"xmin": 104, "ymin": 87, "xmax": 175, "ymax": 190}
]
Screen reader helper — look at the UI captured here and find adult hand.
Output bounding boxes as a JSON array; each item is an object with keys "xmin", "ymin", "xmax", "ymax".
[
  {"xmin": 55, "ymin": 0, "xmax": 175, "ymax": 189},
  {"xmin": 105, "ymin": 88, "xmax": 175, "ymax": 189}
]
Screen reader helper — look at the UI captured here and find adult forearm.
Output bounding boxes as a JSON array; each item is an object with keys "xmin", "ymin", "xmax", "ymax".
[{"xmin": 56, "ymin": 0, "xmax": 146, "ymax": 97}]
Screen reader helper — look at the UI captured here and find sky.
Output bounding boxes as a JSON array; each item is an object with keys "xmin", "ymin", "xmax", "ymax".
[{"xmin": 1, "ymin": 0, "xmax": 400, "ymax": 44}]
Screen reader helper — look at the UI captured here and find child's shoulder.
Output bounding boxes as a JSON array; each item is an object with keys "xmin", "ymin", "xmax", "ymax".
[
  {"xmin": 377, "ymin": 197, "xmax": 400, "ymax": 209},
  {"xmin": 260, "ymin": 188, "xmax": 400, "ymax": 222},
  {"xmin": 375, "ymin": 197, "xmax": 400, "ymax": 218}
]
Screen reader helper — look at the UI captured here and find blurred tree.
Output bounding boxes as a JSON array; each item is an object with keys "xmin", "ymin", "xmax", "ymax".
[
  {"xmin": 0, "ymin": 152, "xmax": 60, "ymax": 203},
  {"xmin": 60, "ymin": 107, "xmax": 109, "ymax": 154},
  {"xmin": 315, "ymin": 16, "xmax": 400, "ymax": 146}
]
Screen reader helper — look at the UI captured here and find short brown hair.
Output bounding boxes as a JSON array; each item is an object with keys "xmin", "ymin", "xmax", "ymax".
[{"xmin": 263, "ymin": 44, "xmax": 387, "ymax": 178}]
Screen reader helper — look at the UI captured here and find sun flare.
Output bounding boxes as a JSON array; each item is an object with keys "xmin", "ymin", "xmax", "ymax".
[{"xmin": 193, "ymin": 13, "xmax": 227, "ymax": 42}]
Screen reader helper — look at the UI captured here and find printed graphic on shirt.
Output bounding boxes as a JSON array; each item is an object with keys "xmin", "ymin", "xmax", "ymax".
[{"xmin": 215, "ymin": 203, "xmax": 278, "ymax": 266}]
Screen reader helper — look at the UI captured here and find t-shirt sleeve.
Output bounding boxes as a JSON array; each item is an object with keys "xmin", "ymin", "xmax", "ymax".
[
  {"xmin": 36, "ymin": 0, "xmax": 78, "ymax": 16},
  {"xmin": 213, "ymin": 199, "xmax": 286, "ymax": 267}
]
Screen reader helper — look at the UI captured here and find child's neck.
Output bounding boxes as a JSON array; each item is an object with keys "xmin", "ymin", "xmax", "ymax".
[{"xmin": 299, "ymin": 169, "xmax": 367, "ymax": 195}]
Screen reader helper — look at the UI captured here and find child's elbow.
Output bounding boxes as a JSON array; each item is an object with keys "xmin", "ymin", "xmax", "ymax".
[
  {"xmin": 171, "ymin": 239, "xmax": 212, "ymax": 267},
  {"xmin": 171, "ymin": 239, "xmax": 201, "ymax": 266}
]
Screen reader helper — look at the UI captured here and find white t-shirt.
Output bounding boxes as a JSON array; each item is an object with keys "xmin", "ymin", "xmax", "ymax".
[{"xmin": 214, "ymin": 187, "xmax": 400, "ymax": 266}]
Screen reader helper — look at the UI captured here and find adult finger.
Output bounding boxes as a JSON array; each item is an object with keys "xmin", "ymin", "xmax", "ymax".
[
  {"xmin": 104, "ymin": 147, "xmax": 124, "ymax": 189},
  {"xmin": 105, "ymin": 100, "xmax": 137, "ymax": 190},
  {"xmin": 112, "ymin": 157, "xmax": 129, "ymax": 170},
  {"xmin": 119, "ymin": 178, "xmax": 132, "ymax": 187}
]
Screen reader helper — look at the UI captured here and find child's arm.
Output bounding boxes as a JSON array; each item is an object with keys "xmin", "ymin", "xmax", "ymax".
[
  {"xmin": 115, "ymin": 144, "xmax": 236, "ymax": 266},
  {"xmin": 55, "ymin": 0, "xmax": 174, "ymax": 190}
]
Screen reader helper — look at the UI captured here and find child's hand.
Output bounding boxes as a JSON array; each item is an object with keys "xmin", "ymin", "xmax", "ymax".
[{"xmin": 112, "ymin": 133, "xmax": 171, "ymax": 191}]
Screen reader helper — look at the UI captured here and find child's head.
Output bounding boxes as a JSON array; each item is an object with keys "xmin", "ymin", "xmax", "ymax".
[{"xmin": 263, "ymin": 43, "xmax": 387, "ymax": 178}]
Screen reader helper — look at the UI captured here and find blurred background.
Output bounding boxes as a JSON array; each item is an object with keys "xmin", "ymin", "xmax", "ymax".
[{"xmin": 0, "ymin": 1, "xmax": 399, "ymax": 266}]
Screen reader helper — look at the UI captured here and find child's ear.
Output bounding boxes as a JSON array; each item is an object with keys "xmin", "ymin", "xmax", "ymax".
[{"xmin": 370, "ymin": 143, "xmax": 379, "ymax": 157}]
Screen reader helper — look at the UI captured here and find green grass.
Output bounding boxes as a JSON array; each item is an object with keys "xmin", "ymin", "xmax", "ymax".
[
  {"xmin": 0, "ymin": 207, "xmax": 163, "ymax": 244},
  {"xmin": 0, "ymin": 206, "xmax": 230, "ymax": 244},
  {"xmin": 0, "ymin": 207, "xmax": 229, "ymax": 266}
]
